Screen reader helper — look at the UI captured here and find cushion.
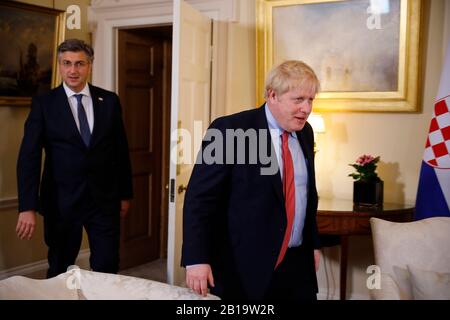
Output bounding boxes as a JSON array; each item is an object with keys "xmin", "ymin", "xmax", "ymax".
[
  {"xmin": 370, "ymin": 273, "xmax": 401, "ymax": 300},
  {"xmin": 393, "ymin": 266, "xmax": 413, "ymax": 300},
  {"xmin": 0, "ymin": 273, "xmax": 78, "ymax": 300},
  {"xmin": 0, "ymin": 269, "xmax": 220, "ymax": 300},
  {"xmin": 77, "ymin": 269, "xmax": 220, "ymax": 300},
  {"xmin": 408, "ymin": 266, "xmax": 450, "ymax": 300},
  {"xmin": 371, "ymin": 217, "xmax": 450, "ymax": 275},
  {"xmin": 370, "ymin": 217, "xmax": 450, "ymax": 300}
]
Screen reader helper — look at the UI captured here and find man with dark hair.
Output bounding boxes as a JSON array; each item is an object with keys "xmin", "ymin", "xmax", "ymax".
[
  {"xmin": 57, "ymin": 38, "xmax": 95, "ymax": 63},
  {"xmin": 16, "ymin": 38, "xmax": 133, "ymax": 278}
]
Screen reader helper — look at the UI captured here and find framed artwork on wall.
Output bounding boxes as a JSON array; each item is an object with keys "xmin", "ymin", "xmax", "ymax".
[
  {"xmin": 0, "ymin": 0, "xmax": 65, "ymax": 106},
  {"xmin": 256, "ymin": 0, "xmax": 423, "ymax": 112}
]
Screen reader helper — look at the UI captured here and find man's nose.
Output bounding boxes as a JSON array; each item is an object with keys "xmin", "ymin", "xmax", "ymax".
[
  {"xmin": 68, "ymin": 65, "xmax": 78, "ymax": 73},
  {"xmin": 299, "ymin": 100, "xmax": 312, "ymax": 112}
]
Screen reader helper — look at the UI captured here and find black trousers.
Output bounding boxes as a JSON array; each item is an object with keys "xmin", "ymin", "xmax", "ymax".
[
  {"xmin": 264, "ymin": 244, "xmax": 318, "ymax": 301},
  {"xmin": 44, "ymin": 195, "xmax": 120, "ymax": 278},
  {"xmin": 212, "ymin": 244, "xmax": 318, "ymax": 301}
]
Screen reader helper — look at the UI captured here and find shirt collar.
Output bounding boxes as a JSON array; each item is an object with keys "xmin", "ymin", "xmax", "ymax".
[
  {"xmin": 264, "ymin": 103, "xmax": 297, "ymax": 139},
  {"xmin": 63, "ymin": 82, "xmax": 91, "ymax": 99}
]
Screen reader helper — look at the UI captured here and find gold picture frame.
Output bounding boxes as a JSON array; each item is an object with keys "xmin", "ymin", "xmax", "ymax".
[
  {"xmin": 0, "ymin": 0, "xmax": 65, "ymax": 106},
  {"xmin": 256, "ymin": 0, "xmax": 422, "ymax": 112}
]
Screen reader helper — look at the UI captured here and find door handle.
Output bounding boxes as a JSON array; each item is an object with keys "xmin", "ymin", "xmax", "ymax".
[{"xmin": 178, "ymin": 184, "xmax": 187, "ymax": 194}]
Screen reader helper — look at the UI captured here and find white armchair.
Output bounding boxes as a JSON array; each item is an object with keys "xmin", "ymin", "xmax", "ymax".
[
  {"xmin": 370, "ymin": 217, "xmax": 450, "ymax": 300},
  {"xmin": 0, "ymin": 268, "xmax": 219, "ymax": 300}
]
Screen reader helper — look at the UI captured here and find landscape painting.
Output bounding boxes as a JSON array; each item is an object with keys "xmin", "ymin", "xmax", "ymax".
[{"xmin": 0, "ymin": 1, "xmax": 64, "ymax": 105}]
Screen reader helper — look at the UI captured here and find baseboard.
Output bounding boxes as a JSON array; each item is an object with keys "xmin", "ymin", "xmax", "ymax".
[{"xmin": 0, "ymin": 249, "xmax": 91, "ymax": 280}]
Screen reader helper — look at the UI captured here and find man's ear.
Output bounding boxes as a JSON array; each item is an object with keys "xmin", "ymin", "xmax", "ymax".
[{"xmin": 267, "ymin": 89, "xmax": 276, "ymax": 101}]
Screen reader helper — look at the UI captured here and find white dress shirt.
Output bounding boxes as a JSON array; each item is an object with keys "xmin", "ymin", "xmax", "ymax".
[{"xmin": 63, "ymin": 82, "xmax": 94, "ymax": 133}]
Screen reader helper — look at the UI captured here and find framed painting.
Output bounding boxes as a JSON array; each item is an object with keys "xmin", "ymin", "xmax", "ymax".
[
  {"xmin": 256, "ymin": 0, "xmax": 423, "ymax": 112},
  {"xmin": 0, "ymin": 1, "xmax": 65, "ymax": 106}
]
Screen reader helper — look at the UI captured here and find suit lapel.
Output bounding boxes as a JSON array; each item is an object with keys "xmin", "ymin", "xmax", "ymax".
[
  {"xmin": 255, "ymin": 105, "xmax": 284, "ymax": 205},
  {"xmin": 89, "ymin": 84, "xmax": 103, "ymax": 148},
  {"xmin": 55, "ymin": 85, "xmax": 86, "ymax": 148}
]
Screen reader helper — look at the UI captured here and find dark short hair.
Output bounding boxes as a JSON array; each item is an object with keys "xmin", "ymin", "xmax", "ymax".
[{"xmin": 57, "ymin": 39, "xmax": 94, "ymax": 62}]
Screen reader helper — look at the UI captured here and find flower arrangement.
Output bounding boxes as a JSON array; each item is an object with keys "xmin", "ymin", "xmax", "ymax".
[{"xmin": 348, "ymin": 154, "xmax": 381, "ymax": 182}]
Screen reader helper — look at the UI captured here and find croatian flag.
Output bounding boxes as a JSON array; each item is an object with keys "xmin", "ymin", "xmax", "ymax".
[{"xmin": 415, "ymin": 43, "xmax": 450, "ymax": 219}]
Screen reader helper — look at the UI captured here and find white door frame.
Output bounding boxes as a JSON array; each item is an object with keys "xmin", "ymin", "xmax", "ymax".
[
  {"xmin": 88, "ymin": 0, "xmax": 237, "ymax": 91},
  {"xmin": 88, "ymin": 0, "xmax": 237, "ymax": 284}
]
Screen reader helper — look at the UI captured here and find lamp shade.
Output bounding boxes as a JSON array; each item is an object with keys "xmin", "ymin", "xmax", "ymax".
[{"xmin": 308, "ymin": 113, "xmax": 326, "ymax": 134}]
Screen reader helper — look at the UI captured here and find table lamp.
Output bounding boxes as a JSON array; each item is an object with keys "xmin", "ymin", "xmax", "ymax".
[{"xmin": 308, "ymin": 113, "xmax": 326, "ymax": 153}]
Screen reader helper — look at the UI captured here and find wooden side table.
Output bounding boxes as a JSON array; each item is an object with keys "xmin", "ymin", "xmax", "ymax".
[{"xmin": 316, "ymin": 198, "xmax": 414, "ymax": 300}]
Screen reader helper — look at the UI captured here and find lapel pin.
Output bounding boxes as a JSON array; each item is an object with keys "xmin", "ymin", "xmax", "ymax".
[{"xmin": 98, "ymin": 97, "xmax": 103, "ymax": 101}]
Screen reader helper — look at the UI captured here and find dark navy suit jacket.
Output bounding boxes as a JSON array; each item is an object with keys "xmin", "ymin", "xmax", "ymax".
[
  {"xmin": 17, "ymin": 84, "xmax": 133, "ymax": 220},
  {"xmin": 181, "ymin": 105, "xmax": 320, "ymax": 300}
]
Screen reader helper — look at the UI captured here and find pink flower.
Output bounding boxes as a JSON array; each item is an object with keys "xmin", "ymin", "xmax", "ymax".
[
  {"xmin": 356, "ymin": 154, "xmax": 375, "ymax": 166},
  {"xmin": 349, "ymin": 154, "xmax": 381, "ymax": 182}
]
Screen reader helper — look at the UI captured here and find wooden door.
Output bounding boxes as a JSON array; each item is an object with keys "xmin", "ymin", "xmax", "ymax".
[
  {"xmin": 167, "ymin": 0, "xmax": 212, "ymax": 285},
  {"xmin": 118, "ymin": 28, "xmax": 171, "ymax": 269}
]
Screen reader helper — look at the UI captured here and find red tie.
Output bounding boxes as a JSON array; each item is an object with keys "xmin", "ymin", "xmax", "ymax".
[{"xmin": 275, "ymin": 131, "xmax": 296, "ymax": 269}]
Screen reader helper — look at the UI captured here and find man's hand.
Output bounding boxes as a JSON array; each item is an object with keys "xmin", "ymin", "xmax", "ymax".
[
  {"xmin": 120, "ymin": 200, "xmax": 131, "ymax": 218},
  {"xmin": 16, "ymin": 210, "xmax": 36, "ymax": 240},
  {"xmin": 314, "ymin": 249, "xmax": 320, "ymax": 272},
  {"xmin": 186, "ymin": 264, "xmax": 215, "ymax": 297}
]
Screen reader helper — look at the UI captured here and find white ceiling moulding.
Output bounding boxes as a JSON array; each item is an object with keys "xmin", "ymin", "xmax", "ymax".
[
  {"xmin": 88, "ymin": 0, "xmax": 238, "ymax": 91},
  {"xmin": 90, "ymin": 0, "xmax": 238, "ymax": 21},
  {"xmin": 91, "ymin": 0, "xmax": 175, "ymax": 9}
]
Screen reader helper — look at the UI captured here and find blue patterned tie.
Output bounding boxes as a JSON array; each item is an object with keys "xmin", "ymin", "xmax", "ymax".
[{"xmin": 74, "ymin": 94, "xmax": 91, "ymax": 146}]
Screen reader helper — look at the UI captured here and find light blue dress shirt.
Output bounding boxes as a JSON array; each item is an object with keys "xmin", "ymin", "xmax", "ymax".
[{"xmin": 265, "ymin": 104, "xmax": 308, "ymax": 247}]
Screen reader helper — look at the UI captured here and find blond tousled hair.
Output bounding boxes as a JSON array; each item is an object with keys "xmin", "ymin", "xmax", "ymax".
[{"xmin": 264, "ymin": 60, "xmax": 320, "ymax": 99}]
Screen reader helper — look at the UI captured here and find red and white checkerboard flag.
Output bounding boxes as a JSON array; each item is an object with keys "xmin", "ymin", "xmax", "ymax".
[
  {"xmin": 423, "ymin": 97, "xmax": 450, "ymax": 168},
  {"xmin": 415, "ymin": 42, "xmax": 450, "ymax": 219}
]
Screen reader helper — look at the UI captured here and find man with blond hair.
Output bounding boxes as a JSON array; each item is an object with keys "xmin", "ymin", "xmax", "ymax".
[{"xmin": 182, "ymin": 60, "xmax": 321, "ymax": 300}]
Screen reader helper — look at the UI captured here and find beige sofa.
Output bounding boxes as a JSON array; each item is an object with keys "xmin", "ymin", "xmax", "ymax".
[
  {"xmin": 370, "ymin": 217, "xmax": 450, "ymax": 300},
  {"xmin": 0, "ymin": 267, "xmax": 219, "ymax": 300}
]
